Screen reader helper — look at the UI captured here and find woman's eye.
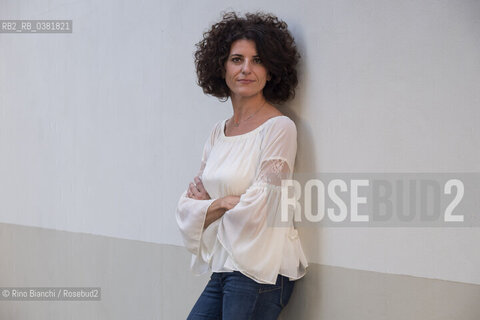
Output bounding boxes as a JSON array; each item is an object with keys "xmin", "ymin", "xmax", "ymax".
[
  {"xmin": 232, "ymin": 57, "xmax": 241, "ymax": 63},
  {"xmin": 254, "ymin": 58, "xmax": 262, "ymax": 64}
]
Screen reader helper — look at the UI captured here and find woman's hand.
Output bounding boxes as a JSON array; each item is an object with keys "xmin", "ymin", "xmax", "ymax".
[
  {"xmin": 186, "ymin": 176, "xmax": 241, "ymax": 228},
  {"xmin": 187, "ymin": 176, "xmax": 211, "ymax": 200}
]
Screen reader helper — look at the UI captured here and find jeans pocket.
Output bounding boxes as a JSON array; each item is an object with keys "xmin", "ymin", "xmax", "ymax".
[
  {"xmin": 258, "ymin": 284, "xmax": 281, "ymax": 294},
  {"xmin": 258, "ymin": 275, "xmax": 283, "ymax": 294}
]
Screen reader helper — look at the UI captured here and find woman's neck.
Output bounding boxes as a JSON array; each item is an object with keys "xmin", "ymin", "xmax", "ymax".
[{"xmin": 230, "ymin": 94, "xmax": 267, "ymax": 123}]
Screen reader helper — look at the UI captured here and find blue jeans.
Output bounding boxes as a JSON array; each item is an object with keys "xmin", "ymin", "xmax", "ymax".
[{"xmin": 187, "ymin": 271, "xmax": 295, "ymax": 320}]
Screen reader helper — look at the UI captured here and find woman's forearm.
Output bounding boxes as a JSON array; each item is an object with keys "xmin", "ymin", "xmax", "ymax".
[
  {"xmin": 203, "ymin": 196, "xmax": 240, "ymax": 229},
  {"xmin": 204, "ymin": 199, "xmax": 226, "ymax": 229}
]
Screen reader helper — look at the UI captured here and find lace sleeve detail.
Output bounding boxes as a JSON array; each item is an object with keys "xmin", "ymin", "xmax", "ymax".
[{"xmin": 256, "ymin": 158, "xmax": 292, "ymax": 186}]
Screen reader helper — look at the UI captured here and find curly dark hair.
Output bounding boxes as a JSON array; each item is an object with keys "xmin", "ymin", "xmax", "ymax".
[{"xmin": 194, "ymin": 11, "xmax": 300, "ymax": 104}]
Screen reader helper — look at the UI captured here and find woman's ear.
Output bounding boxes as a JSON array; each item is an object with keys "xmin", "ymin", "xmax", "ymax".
[{"xmin": 267, "ymin": 73, "xmax": 272, "ymax": 81}]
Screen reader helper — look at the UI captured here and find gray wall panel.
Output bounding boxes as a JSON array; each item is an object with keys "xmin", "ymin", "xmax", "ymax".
[{"xmin": 1, "ymin": 223, "xmax": 479, "ymax": 319}]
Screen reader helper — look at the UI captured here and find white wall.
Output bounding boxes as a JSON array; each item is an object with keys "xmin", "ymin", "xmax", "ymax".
[{"xmin": 1, "ymin": 0, "xmax": 479, "ymax": 285}]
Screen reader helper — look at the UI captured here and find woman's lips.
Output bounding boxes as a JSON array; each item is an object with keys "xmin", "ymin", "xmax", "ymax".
[{"xmin": 238, "ymin": 79, "xmax": 255, "ymax": 84}]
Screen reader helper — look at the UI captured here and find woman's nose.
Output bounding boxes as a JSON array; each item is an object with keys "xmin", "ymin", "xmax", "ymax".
[{"xmin": 241, "ymin": 60, "xmax": 252, "ymax": 74}]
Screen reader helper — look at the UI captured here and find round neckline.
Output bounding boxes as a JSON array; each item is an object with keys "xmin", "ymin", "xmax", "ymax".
[{"xmin": 221, "ymin": 115, "xmax": 287, "ymax": 140}]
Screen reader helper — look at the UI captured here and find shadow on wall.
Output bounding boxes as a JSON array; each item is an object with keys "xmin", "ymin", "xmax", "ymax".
[{"xmin": 280, "ymin": 27, "xmax": 326, "ymax": 318}]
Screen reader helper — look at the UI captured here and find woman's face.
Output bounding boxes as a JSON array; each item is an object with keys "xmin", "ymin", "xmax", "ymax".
[{"xmin": 224, "ymin": 39, "xmax": 271, "ymax": 100}]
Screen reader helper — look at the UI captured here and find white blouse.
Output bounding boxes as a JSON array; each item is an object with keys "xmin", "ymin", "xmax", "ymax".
[{"xmin": 176, "ymin": 115, "xmax": 308, "ymax": 284}]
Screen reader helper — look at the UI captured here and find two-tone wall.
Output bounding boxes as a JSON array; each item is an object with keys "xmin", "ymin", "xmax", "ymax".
[{"xmin": 1, "ymin": 0, "xmax": 479, "ymax": 319}]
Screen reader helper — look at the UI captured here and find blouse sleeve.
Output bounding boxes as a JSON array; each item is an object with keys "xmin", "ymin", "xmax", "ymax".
[
  {"xmin": 175, "ymin": 123, "xmax": 218, "ymax": 256},
  {"xmin": 217, "ymin": 117, "xmax": 306, "ymax": 284}
]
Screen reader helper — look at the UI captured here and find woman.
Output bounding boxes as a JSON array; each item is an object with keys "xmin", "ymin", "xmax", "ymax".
[{"xmin": 176, "ymin": 11, "xmax": 308, "ymax": 320}]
